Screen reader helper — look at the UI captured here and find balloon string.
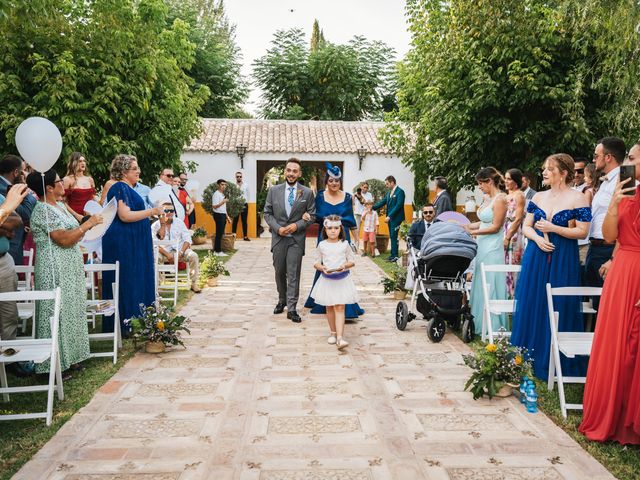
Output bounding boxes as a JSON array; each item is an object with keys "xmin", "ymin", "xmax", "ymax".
[{"xmin": 41, "ymin": 173, "xmax": 58, "ymax": 288}]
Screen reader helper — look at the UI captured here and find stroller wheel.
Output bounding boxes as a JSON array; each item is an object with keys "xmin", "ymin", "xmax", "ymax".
[
  {"xmin": 395, "ymin": 301, "xmax": 409, "ymax": 331},
  {"xmin": 462, "ymin": 316, "xmax": 474, "ymax": 343},
  {"xmin": 427, "ymin": 315, "xmax": 446, "ymax": 343}
]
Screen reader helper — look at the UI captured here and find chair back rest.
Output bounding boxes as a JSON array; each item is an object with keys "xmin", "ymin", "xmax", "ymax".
[
  {"xmin": 15, "ymin": 265, "xmax": 35, "ymax": 291},
  {"xmin": 153, "ymin": 240, "xmax": 180, "ymax": 268},
  {"xmin": 545, "ymin": 283, "xmax": 602, "ymax": 340},
  {"xmin": 84, "ymin": 261, "xmax": 119, "ymax": 299},
  {"xmin": 22, "ymin": 249, "xmax": 34, "ymax": 267},
  {"xmin": 481, "ymin": 264, "xmax": 522, "ymax": 274}
]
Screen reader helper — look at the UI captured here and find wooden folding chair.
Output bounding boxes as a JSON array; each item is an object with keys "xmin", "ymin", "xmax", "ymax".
[
  {"xmin": 545, "ymin": 284, "xmax": 601, "ymax": 419},
  {"xmin": 0, "ymin": 288, "xmax": 63, "ymax": 426},
  {"xmin": 480, "ymin": 263, "xmax": 521, "ymax": 342}
]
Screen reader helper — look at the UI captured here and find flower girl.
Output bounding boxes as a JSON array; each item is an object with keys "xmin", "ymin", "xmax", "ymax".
[{"xmin": 310, "ymin": 215, "xmax": 359, "ymax": 349}]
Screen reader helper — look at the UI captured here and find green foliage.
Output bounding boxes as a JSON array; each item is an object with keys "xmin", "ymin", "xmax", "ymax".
[
  {"xmin": 383, "ymin": 0, "xmax": 640, "ymax": 192},
  {"xmin": 128, "ymin": 303, "xmax": 190, "ymax": 347},
  {"xmin": 398, "ymin": 221, "xmax": 412, "ymax": 241},
  {"xmin": 200, "ymin": 251, "xmax": 230, "ymax": 278},
  {"xmin": 0, "ymin": 0, "xmax": 209, "ymax": 185},
  {"xmin": 202, "ymin": 181, "xmax": 244, "ymax": 217},
  {"xmin": 380, "ymin": 266, "xmax": 407, "ymax": 294},
  {"xmin": 166, "ymin": 0, "xmax": 248, "ymax": 118},
  {"xmin": 463, "ymin": 333, "xmax": 532, "ymax": 400},
  {"xmin": 192, "ymin": 226, "xmax": 207, "ymax": 238},
  {"xmin": 253, "ymin": 28, "xmax": 397, "ymax": 120}
]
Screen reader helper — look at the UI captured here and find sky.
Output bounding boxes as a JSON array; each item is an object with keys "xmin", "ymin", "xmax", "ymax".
[{"xmin": 224, "ymin": 0, "xmax": 412, "ymax": 115}]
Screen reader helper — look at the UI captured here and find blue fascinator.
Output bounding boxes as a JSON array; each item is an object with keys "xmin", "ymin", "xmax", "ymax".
[{"xmin": 325, "ymin": 162, "xmax": 342, "ymax": 179}]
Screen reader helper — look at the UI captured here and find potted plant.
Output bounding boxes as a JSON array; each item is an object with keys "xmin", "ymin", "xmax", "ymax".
[
  {"xmin": 462, "ymin": 330, "xmax": 533, "ymax": 399},
  {"xmin": 128, "ymin": 303, "xmax": 191, "ymax": 353},
  {"xmin": 380, "ymin": 266, "xmax": 408, "ymax": 300},
  {"xmin": 202, "ymin": 181, "xmax": 245, "ymax": 250},
  {"xmin": 191, "ymin": 226, "xmax": 207, "ymax": 245},
  {"xmin": 200, "ymin": 251, "xmax": 230, "ymax": 287},
  {"xmin": 398, "ymin": 222, "xmax": 412, "ymax": 266}
]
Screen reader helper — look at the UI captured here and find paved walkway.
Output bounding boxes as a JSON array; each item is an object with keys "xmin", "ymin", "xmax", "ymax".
[{"xmin": 15, "ymin": 239, "xmax": 613, "ymax": 480}]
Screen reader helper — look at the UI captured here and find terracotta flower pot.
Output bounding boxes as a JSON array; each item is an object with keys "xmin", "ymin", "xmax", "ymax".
[
  {"xmin": 145, "ymin": 341, "xmax": 166, "ymax": 353},
  {"xmin": 376, "ymin": 234, "xmax": 389, "ymax": 254},
  {"xmin": 494, "ymin": 383, "xmax": 517, "ymax": 398},
  {"xmin": 221, "ymin": 233, "xmax": 235, "ymax": 252},
  {"xmin": 192, "ymin": 236, "xmax": 206, "ymax": 245},
  {"xmin": 393, "ymin": 290, "xmax": 407, "ymax": 300},
  {"xmin": 206, "ymin": 277, "xmax": 218, "ymax": 287}
]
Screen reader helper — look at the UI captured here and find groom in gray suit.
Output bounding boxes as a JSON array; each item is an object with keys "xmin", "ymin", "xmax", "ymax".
[{"xmin": 263, "ymin": 158, "xmax": 316, "ymax": 323}]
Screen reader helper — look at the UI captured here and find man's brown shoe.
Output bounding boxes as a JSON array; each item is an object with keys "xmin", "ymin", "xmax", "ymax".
[{"xmin": 191, "ymin": 285, "xmax": 202, "ymax": 293}]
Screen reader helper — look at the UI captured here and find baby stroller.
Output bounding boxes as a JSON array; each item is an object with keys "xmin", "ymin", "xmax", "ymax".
[{"xmin": 396, "ymin": 221, "xmax": 477, "ymax": 343}]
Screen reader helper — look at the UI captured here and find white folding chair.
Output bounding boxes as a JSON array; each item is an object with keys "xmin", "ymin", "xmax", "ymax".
[
  {"xmin": 480, "ymin": 263, "xmax": 521, "ymax": 342},
  {"xmin": 85, "ymin": 262, "xmax": 121, "ymax": 364},
  {"xmin": 154, "ymin": 239, "xmax": 191, "ymax": 306},
  {"xmin": 545, "ymin": 284, "xmax": 601, "ymax": 419},
  {"xmin": 0, "ymin": 288, "xmax": 63, "ymax": 426},
  {"xmin": 15, "ymin": 264, "xmax": 36, "ymax": 337}
]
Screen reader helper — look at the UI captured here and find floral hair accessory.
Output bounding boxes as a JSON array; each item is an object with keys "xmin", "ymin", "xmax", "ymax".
[
  {"xmin": 325, "ymin": 162, "xmax": 342, "ymax": 179},
  {"xmin": 323, "ymin": 218, "xmax": 342, "ymax": 228}
]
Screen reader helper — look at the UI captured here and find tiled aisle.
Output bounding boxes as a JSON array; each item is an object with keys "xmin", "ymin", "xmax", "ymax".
[{"xmin": 14, "ymin": 239, "xmax": 613, "ymax": 480}]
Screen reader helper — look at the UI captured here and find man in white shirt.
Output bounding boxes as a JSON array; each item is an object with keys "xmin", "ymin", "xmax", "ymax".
[
  {"xmin": 231, "ymin": 171, "xmax": 250, "ymax": 241},
  {"xmin": 150, "ymin": 168, "xmax": 186, "ymax": 220},
  {"xmin": 585, "ymin": 137, "xmax": 625, "ymax": 319},
  {"xmin": 353, "ymin": 181, "xmax": 373, "ymax": 249},
  {"xmin": 211, "ymin": 179, "xmax": 230, "ymax": 256},
  {"xmin": 152, "ymin": 201, "xmax": 201, "ymax": 293},
  {"xmin": 572, "ymin": 158, "xmax": 589, "ymax": 263}
]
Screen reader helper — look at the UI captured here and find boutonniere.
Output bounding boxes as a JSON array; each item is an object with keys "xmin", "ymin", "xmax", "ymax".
[{"xmin": 296, "ymin": 189, "xmax": 303, "ymax": 200}]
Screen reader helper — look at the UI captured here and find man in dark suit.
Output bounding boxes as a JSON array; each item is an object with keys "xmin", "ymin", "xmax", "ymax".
[
  {"xmin": 0, "ymin": 155, "xmax": 36, "ymax": 265},
  {"xmin": 407, "ymin": 203, "xmax": 436, "ymax": 249},
  {"xmin": 373, "ymin": 175, "xmax": 406, "ymax": 262},
  {"xmin": 433, "ymin": 176, "xmax": 454, "ymax": 217},
  {"xmin": 263, "ymin": 158, "xmax": 316, "ymax": 323}
]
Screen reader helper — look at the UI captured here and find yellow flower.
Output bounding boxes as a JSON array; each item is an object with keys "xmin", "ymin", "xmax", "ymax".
[
  {"xmin": 485, "ymin": 343, "xmax": 497, "ymax": 353},
  {"xmin": 515, "ymin": 355, "xmax": 522, "ymax": 365},
  {"xmin": 157, "ymin": 321, "xmax": 165, "ymax": 331}
]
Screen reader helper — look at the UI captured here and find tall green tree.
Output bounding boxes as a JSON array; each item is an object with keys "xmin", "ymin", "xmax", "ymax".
[
  {"xmin": 0, "ymin": 0, "xmax": 209, "ymax": 184},
  {"xmin": 166, "ymin": 0, "xmax": 248, "ymax": 118},
  {"xmin": 383, "ymin": 0, "xmax": 640, "ymax": 192},
  {"xmin": 253, "ymin": 28, "xmax": 397, "ymax": 120}
]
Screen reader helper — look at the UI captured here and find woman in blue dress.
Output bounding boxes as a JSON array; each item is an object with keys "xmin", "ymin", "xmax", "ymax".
[
  {"xmin": 304, "ymin": 163, "xmax": 365, "ymax": 319},
  {"xmin": 102, "ymin": 155, "xmax": 163, "ymax": 334},
  {"xmin": 467, "ymin": 167, "xmax": 509, "ymax": 335},
  {"xmin": 511, "ymin": 154, "xmax": 592, "ymax": 379}
]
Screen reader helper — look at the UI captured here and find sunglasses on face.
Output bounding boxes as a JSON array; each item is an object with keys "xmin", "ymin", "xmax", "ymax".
[
  {"xmin": 164, "ymin": 173, "xmax": 174, "ymax": 178},
  {"xmin": 574, "ymin": 168, "xmax": 584, "ymax": 174},
  {"xmin": 423, "ymin": 211, "xmax": 435, "ymax": 215},
  {"xmin": 164, "ymin": 209, "xmax": 175, "ymax": 213}
]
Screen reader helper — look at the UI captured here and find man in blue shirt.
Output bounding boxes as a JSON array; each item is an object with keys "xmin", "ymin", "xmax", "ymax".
[
  {"xmin": 133, "ymin": 182, "xmax": 152, "ymax": 209},
  {"xmin": 0, "ymin": 192, "xmax": 22, "ymax": 342},
  {"xmin": 0, "ymin": 155, "xmax": 36, "ymax": 265}
]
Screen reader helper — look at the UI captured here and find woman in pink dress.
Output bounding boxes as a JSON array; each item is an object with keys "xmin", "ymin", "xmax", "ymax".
[{"xmin": 503, "ymin": 168, "xmax": 525, "ymax": 297}]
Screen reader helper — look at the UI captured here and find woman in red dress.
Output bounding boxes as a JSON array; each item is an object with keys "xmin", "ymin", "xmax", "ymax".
[
  {"xmin": 63, "ymin": 152, "xmax": 96, "ymax": 217},
  {"xmin": 580, "ymin": 143, "xmax": 640, "ymax": 444}
]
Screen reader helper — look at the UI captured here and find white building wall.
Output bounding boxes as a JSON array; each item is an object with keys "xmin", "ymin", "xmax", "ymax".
[{"xmin": 180, "ymin": 151, "xmax": 414, "ymax": 205}]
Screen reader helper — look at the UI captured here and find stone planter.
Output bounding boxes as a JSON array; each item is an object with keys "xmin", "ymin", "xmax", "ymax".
[
  {"xmin": 393, "ymin": 290, "xmax": 407, "ymax": 300},
  {"xmin": 192, "ymin": 235, "xmax": 206, "ymax": 246},
  {"xmin": 206, "ymin": 277, "xmax": 218, "ymax": 287},
  {"xmin": 494, "ymin": 383, "xmax": 518, "ymax": 398},
  {"xmin": 221, "ymin": 233, "xmax": 236, "ymax": 252},
  {"xmin": 145, "ymin": 341, "xmax": 166, "ymax": 354},
  {"xmin": 376, "ymin": 234, "xmax": 389, "ymax": 254}
]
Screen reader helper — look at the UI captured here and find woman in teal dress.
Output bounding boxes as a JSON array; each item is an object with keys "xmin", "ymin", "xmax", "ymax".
[
  {"xmin": 27, "ymin": 170, "xmax": 103, "ymax": 375},
  {"xmin": 466, "ymin": 167, "xmax": 509, "ymax": 335}
]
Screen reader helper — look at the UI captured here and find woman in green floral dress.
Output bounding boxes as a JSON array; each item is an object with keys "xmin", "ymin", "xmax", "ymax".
[{"xmin": 27, "ymin": 170, "xmax": 102, "ymax": 375}]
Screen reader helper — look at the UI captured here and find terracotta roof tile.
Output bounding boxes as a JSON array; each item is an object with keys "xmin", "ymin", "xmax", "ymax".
[{"xmin": 186, "ymin": 119, "xmax": 393, "ymax": 155}]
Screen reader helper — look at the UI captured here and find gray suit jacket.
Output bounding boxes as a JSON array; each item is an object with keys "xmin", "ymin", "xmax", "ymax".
[{"xmin": 263, "ymin": 183, "xmax": 316, "ymax": 253}]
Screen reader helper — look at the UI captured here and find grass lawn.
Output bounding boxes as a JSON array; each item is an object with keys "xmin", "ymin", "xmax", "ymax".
[
  {"xmin": 373, "ymin": 258, "xmax": 640, "ymax": 480},
  {"xmin": 0, "ymin": 247, "xmax": 235, "ymax": 480}
]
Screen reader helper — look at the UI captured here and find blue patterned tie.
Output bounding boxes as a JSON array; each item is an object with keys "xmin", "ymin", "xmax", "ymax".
[{"xmin": 288, "ymin": 187, "xmax": 295, "ymax": 207}]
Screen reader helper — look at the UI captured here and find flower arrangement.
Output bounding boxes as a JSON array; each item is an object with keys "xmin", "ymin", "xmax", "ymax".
[
  {"xmin": 398, "ymin": 221, "xmax": 412, "ymax": 241},
  {"xmin": 192, "ymin": 227, "xmax": 207, "ymax": 238},
  {"xmin": 200, "ymin": 251, "xmax": 230, "ymax": 278},
  {"xmin": 380, "ymin": 266, "xmax": 408, "ymax": 294},
  {"xmin": 127, "ymin": 303, "xmax": 191, "ymax": 348},
  {"xmin": 462, "ymin": 330, "xmax": 532, "ymax": 399}
]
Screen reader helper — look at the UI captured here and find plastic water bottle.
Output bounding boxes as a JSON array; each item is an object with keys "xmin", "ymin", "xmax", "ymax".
[
  {"xmin": 519, "ymin": 376, "xmax": 529, "ymax": 404},
  {"xmin": 525, "ymin": 381, "xmax": 538, "ymax": 414}
]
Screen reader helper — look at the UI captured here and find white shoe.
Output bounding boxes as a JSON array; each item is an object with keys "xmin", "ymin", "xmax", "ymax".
[
  {"xmin": 336, "ymin": 338, "xmax": 349, "ymax": 350},
  {"xmin": 217, "ymin": 252, "xmax": 228, "ymax": 257},
  {"xmin": 327, "ymin": 333, "xmax": 337, "ymax": 345}
]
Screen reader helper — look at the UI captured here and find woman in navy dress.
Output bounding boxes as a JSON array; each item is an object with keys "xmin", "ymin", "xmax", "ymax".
[
  {"xmin": 511, "ymin": 154, "xmax": 592, "ymax": 379},
  {"xmin": 102, "ymin": 155, "xmax": 163, "ymax": 334},
  {"xmin": 304, "ymin": 163, "xmax": 365, "ymax": 319}
]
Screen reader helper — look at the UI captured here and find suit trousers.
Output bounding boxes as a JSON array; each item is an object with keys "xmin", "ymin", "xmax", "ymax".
[
  {"xmin": 584, "ymin": 243, "xmax": 614, "ymax": 323},
  {"xmin": 232, "ymin": 203, "xmax": 249, "ymax": 238},
  {"xmin": 0, "ymin": 254, "xmax": 18, "ymax": 340},
  {"xmin": 389, "ymin": 220, "xmax": 401, "ymax": 258},
  {"xmin": 272, "ymin": 237, "xmax": 304, "ymax": 312}
]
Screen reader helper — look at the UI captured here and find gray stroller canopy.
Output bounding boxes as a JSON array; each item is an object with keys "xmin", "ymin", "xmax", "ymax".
[{"xmin": 419, "ymin": 221, "xmax": 477, "ymax": 261}]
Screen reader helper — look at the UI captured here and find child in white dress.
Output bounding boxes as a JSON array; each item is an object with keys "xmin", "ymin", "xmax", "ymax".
[{"xmin": 310, "ymin": 215, "xmax": 359, "ymax": 349}]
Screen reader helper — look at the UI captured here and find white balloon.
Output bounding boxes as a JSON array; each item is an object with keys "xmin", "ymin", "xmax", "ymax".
[{"xmin": 15, "ymin": 117, "xmax": 62, "ymax": 172}]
